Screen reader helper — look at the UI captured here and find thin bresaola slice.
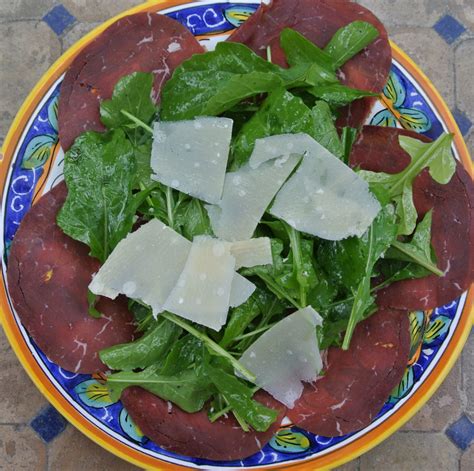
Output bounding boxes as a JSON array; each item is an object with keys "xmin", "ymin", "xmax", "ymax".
[
  {"xmin": 6, "ymin": 182, "xmax": 137, "ymax": 373},
  {"xmin": 121, "ymin": 387, "xmax": 286, "ymax": 461},
  {"xmin": 288, "ymin": 308, "xmax": 410, "ymax": 436},
  {"xmin": 227, "ymin": 0, "xmax": 391, "ymax": 128},
  {"xmin": 58, "ymin": 12, "xmax": 204, "ymax": 150},
  {"xmin": 350, "ymin": 126, "xmax": 474, "ymax": 310}
]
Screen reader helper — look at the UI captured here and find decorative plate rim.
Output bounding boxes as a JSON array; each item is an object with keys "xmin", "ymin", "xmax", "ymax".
[{"xmin": 0, "ymin": 1, "xmax": 473, "ymax": 470}]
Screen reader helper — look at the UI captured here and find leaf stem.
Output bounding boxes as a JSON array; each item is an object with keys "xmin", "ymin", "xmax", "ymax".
[
  {"xmin": 391, "ymin": 241, "xmax": 444, "ymax": 277},
  {"xmin": 342, "ymin": 222, "xmax": 374, "ymax": 350},
  {"xmin": 232, "ymin": 409, "xmax": 250, "ymax": 432},
  {"xmin": 120, "ymin": 109, "xmax": 153, "ymax": 134},
  {"xmin": 107, "ymin": 376, "xmax": 188, "ymax": 386},
  {"xmin": 166, "ymin": 187, "xmax": 175, "ymax": 229},
  {"xmin": 209, "ymin": 405, "xmax": 232, "ymax": 422},
  {"xmin": 138, "ymin": 181, "xmax": 155, "ymax": 210},
  {"xmin": 266, "ymin": 46, "xmax": 272, "ymax": 63},
  {"xmin": 233, "ymin": 323, "xmax": 276, "ymax": 342},
  {"xmin": 209, "ymin": 386, "xmax": 260, "ymax": 422},
  {"xmin": 286, "ymin": 224, "xmax": 307, "ymax": 307},
  {"xmin": 161, "ymin": 312, "xmax": 257, "ymax": 383}
]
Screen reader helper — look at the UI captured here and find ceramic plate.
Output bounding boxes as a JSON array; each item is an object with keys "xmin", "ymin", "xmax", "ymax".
[{"xmin": 1, "ymin": 1, "xmax": 473, "ymax": 469}]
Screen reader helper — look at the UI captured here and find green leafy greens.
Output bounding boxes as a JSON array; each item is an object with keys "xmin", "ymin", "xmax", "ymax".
[
  {"xmin": 54, "ymin": 21, "xmax": 458, "ymax": 436},
  {"xmin": 57, "ymin": 130, "xmax": 136, "ymax": 262}
]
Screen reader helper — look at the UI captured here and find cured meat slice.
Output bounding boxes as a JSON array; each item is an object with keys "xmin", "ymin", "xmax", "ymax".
[
  {"xmin": 228, "ymin": 0, "xmax": 391, "ymax": 127},
  {"xmin": 287, "ymin": 308, "xmax": 410, "ymax": 436},
  {"xmin": 58, "ymin": 12, "xmax": 204, "ymax": 150},
  {"xmin": 350, "ymin": 126, "xmax": 474, "ymax": 310},
  {"xmin": 121, "ymin": 387, "xmax": 286, "ymax": 461},
  {"xmin": 6, "ymin": 182, "xmax": 137, "ymax": 373}
]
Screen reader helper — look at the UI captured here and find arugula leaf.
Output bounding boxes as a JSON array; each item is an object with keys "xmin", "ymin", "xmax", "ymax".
[
  {"xmin": 324, "ymin": 21, "xmax": 380, "ymax": 69},
  {"xmin": 280, "ymin": 28, "xmax": 335, "ymax": 71},
  {"xmin": 285, "ymin": 224, "xmax": 318, "ymax": 307},
  {"xmin": 107, "ymin": 366, "xmax": 214, "ymax": 412},
  {"xmin": 378, "ymin": 259, "xmax": 431, "ymax": 284},
  {"xmin": 220, "ymin": 288, "xmax": 285, "ymax": 349},
  {"xmin": 128, "ymin": 300, "xmax": 154, "ymax": 331},
  {"xmin": 175, "ymin": 198, "xmax": 213, "ymax": 240},
  {"xmin": 395, "ymin": 134, "xmax": 456, "ymax": 192},
  {"xmin": 279, "ymin": 63, "xmax": 338, "ymax": 89},
  {"xmin": 161, "ymin": 312, "xmax": 257, "ymax": 382},
  {"xmin": 220, "ymin": 292, "xmax": 267, "ymax": 349},
  {"xmin": 307, "ymin": 83, "xmax": 378, "ymax": 107},
  {"xmin": 306, "ymin": 264, "xmax": 338, "ymax": 312},
  {"xmin": 206, "ymin": 363, "xmax": 278, "ymax": 432},
  {"xmin": 132, "ymin": 141, "xmax": 153, "ymax": 189},
  {"xmin": 311, "ymin": 101, "xmax": 344, "ymax": 159},
  {"xmin": 160, "ymin": 335, "xmax": 204, "ymax": 376},
  {"xmin": 360, "ymin": 133, "xmax": 455, "ymax": 236},
  {"xmin": 87, "ymin": 290, "xmax": 102, "ymax": 319},
  {"xmin": 242, "ymin": 239, "xmax": 301, "ymax": 308},
  {"xmin": 206, "ymin": 72, "xmax": 284, "ymax": 116},
  {"xmin": 260, "ymin": 219, "xmax": 290, "ymax": 243},
  {"xmin": 100, "ymin": 72, "xmax": 156, "ymax": 144},
  {"xmin": 361, "ymin": 134, "xmax": 455, "ymax": 199},
  {"xmin": 318, "ymin": 315, "xmax": 351, "ymax": 350},
  {"xmin": 386, "ymin": 211, "xmax": 443, "ymax": 276},
  {"xmin": 99, "ymin": 318, "xmax": 181, "ymax": 371},
  {"xmin": 231, "ymin": 89, "xmax": 315, "ymax": 169},
  {"xmin": 318, "ymin": 235, "xmax": 370, "ymax": 295},
  {"xmin": 341, "ymin": 126, "xmax": 358, "ymax": 165},
  {"xmin": 57, "ymin": 130, "xmax": 135, "ymax": 262},
  {"xmin": 394, "ymin": 181, "xmax": 417, "ymax": 236},
  {"xmin": 341, "ymin": 205, "xmax": 398, "ymax": 349},
  {"xmin": 399, "ymin": 135, "xmax": 456, "ymax": 185},
  {"xmin": 160, "ymin": 42, "xmax": 281, "ymax": 121}
]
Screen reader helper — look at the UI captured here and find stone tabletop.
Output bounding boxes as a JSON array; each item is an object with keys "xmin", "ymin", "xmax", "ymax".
[{"xmin": 0, "ymin": 1, "xmax": 473, "ymax": 470}]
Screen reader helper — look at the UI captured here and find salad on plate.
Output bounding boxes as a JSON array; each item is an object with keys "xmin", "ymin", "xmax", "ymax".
[{"xmin": 6, "ymin": 0, "xmax": 474, "ymax": 462}]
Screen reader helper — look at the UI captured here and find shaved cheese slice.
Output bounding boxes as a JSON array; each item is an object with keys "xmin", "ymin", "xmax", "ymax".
[
  {"xmin": 229, "ymin": 273, "xmax": 256, "ymax": 307},
  {"xmin": 206, "ymin": 155, "xmax": 301, "ymax": 241},
  {"xmin": 230, "ymin": 238, "xmax": 272, "ymax": 269},
  {"xmin": 249, "ymin": 133, "xmax": 312, "ymax": 169},
  {"xmin": 89, "ymin": 219, "xmax": 190, "ymax": 315},
  {"xmin": 163, "ymin": 237, "xmax": 236, "ymax": 331},
  {"xmin": 267, "ymin": 134, "xmax": 380, "ymax": 240},
  {"xmin": 151, "ymin": 117, "xmax": 233, "ymax": 204},
  {"xmin": 240, "ymin": 306, "xmax": 323, "ymax": 408}
]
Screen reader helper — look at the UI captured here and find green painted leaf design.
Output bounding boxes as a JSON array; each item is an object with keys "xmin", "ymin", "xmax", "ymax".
[
  {"xmin": 424, "ymin": 315, "xmax": 451, "ymax": 345},
  {"xmin": 408, "ymin": 311, "xmax": 426, "ymax": 360},
  {"xmin": 269, "ymin": 428, "xmax": 311, "ymax": 453},
  {"xmin": 389, "ymin": 367, "xmax": 415, "ymax": 403},
  {"xmin": 119, "ymin": 408, "xmax": 146, "ymax": 443},
  {"xmin": 22, "ymin": 134, "xmax": 57, "ymax": 169},
  {"xmin": 74, "ymin": 380, "xmax": 117, "ymax": 408},
  {"xmin": 48, "ymin": 96, "xmax": 59, "ymax": 132}
]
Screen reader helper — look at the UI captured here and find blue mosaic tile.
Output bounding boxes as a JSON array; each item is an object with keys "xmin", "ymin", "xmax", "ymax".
[
  {"xmin": 434, "ymin": 15, "xmax": 466, "ymax": 45},
  {"xmin": 30, "ymin": 405, "xmax": 68, "ymax": 443},
  {"xmin": 452, "ymin": 109, "xmax": 473, "ymax": 136},
  {"xmin": 43, "ymin": 4, "xmax": 76, "ymax": 36},
  {"xmin": 446, "ymin": 415, "xmax": 474, "ymax": 451}
]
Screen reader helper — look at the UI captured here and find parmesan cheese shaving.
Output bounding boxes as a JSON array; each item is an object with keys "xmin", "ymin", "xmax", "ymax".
[
  {"xmin": 163, "ymin": 236, "xmax": 236, "ymax": 331},
  {"xmin": 229, "ymin": 273, "xmax": 256, "ymax": 307},
  {"xmin": 230, "ymin": 238, "xmax": 272, "ymax": 269},
  {"xmin": 89, "ymin": 219, "xmax": 190, "ymax": 315},
  {"xmin": 240, "ymin": 306, "xmax": 323, "ymax": 408},
  {"xmin": 206, "ymin": 155, "xmax": 301, "ymax": 241},
  {"xmin": 151, "ymin": 117, "xmax": 233, "ymax": 204},
  {"xmin": 264, "ymin": 134, "xmax": 381, "ymax": 240}
]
